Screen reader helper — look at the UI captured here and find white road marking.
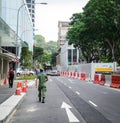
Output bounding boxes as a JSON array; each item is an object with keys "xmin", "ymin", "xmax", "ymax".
[
  {"xmin": 89, "ymin": 100, "xmax": 98, "ymax": 107},
  {"xmin": 69, "ymin": 86, "xmax": 72, "ymax": 89},
  {"xmin": 75, "ymin": 91, "xmax": 80, "ymax": 95},
  {"xmin": 61, "ymin": 102, "xmax": 80, "ymax": 122}
]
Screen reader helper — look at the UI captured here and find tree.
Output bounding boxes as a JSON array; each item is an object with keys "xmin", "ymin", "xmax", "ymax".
[
  {"xmin": 51, "ymin": 52, "xmax": 58, "ymax": 66},
  {"xmin": 34, "ymin": 35, "xmax": 58, "ymax": 66},
  {"xmin": 83, "ymin": 0, "xmax": 120, "ymax": 62},
  {"xmin": 45, "ymin": 41, "xmax": 57, "ymax": 53},
  {"xmin": 67, "ymin": 0, "xmax": 120, "ymax": 63},
  {"xmin": 34, "ymin": 35, "xmax": 46, "ymax": 48},
  {"xmin": 33, "ymin": 46, "xmax": 44, "ymax": 60},
  {"xmin": 20, "ymin": 42, "xmax": 33, "ymax": 69}
]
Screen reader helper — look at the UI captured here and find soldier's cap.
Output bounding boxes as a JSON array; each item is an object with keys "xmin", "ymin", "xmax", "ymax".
[{"xmin": 40, "ymin": 68, "xmax": 44, "ymax": 71}]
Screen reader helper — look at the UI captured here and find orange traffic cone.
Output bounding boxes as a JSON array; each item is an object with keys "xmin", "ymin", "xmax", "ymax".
[
  {"xmin": 15, "ymin": 87, "xmax": 21, "ymax": 95},
  {"xmin": 17, "ymin": 82, "xmax": 22, "ymax": 92},
  {"xmin": 17, "ymin": 82, "xmax": 20, "ymax": 88},
  {"xmin": 4, "ymin": 78, "xmax": 7, "ymax": 85},
  {"xmin": 25, "ymin": 80, "xmax": 28, "ymax": 88},
  {"xmin": 22, "ymin": 82, "xmax": 27, "ymax": 92}
]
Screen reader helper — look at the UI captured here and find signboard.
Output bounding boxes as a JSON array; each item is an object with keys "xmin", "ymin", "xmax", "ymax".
[
  {"xmin": 13, "ymin": 57, "xmax": 19, "ymax": 62},
  {"xmin": 95, "ymin": 64, "xmax": 113, "ymax": 72}
]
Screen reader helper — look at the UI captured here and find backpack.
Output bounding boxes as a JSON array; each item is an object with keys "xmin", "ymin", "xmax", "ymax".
[{"xmin": 10, "ymin": 70, "xmax": 14, "ymax": 78}]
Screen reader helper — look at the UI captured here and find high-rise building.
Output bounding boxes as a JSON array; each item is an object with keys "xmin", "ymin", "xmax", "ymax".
[{"xmin": 26, "ymin": 0, "xmax": 35, "ymax": 27}]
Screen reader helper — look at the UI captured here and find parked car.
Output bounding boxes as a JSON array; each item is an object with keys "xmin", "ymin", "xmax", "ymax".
[
  {"xmin": 16, "ymin": 68, "xmax": 35, "ymax": 76},
  {"xmin": 47, "ymin": 70, "xmax": 60, "ymax": 76}
]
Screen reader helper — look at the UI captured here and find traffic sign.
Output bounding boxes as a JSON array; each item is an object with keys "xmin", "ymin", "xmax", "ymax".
[{"xmin": 13, "ymin": 57, "xmax": 19, "ymax": 62}]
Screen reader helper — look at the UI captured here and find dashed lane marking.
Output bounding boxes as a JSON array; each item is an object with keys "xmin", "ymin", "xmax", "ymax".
[
  {"xmin": 69, "ymin": 86, "xmax": 72, "ymax": 89},
  {"xmin": 89, "ymin": 100, "xmax": 98, "ymax": 107},
  {"xmin": 75, "ymin": 91, "xmax": 80, "ymax": 95}
]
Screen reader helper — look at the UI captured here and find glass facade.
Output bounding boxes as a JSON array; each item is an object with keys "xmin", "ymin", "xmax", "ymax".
[
  {"xmin": 0, "ymin": 17, "xmax": 16, "ymax": 47},
  {"xmin": 0, "ymin": 0, "xmax": 34, "ymax": 79},
  {"xmin": 0, "ymin": 0, "xmax": 34, "ymax": 51}
]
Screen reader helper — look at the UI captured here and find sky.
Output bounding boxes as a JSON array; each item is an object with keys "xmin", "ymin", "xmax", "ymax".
[{"xmin": 35, "ymin": 0, "xmax": 89, "ymax": 42}]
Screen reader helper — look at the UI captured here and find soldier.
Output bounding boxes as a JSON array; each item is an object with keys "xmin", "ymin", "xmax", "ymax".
[{"xmin": 37, "ymin": 68, "xmax": 48, "ymax": 103}]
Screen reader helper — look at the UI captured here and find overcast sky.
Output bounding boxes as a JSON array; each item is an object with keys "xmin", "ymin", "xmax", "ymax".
[{"xmin": 35, "ymin": 0, "xmax": 89, "ymax": 42}]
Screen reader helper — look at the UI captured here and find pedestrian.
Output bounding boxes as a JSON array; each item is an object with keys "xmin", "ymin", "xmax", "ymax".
[
  {"xmin": 37, "ymin": 68, "xmax": 48, "ymax": 103},
  {"xmin": 8, "ymin": 68, "xmax": 14, "ymax": 88}
]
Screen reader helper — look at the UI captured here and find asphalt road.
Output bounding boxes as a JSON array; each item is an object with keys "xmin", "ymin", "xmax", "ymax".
[{"xmin": 8, "ymin": 76, "xmax": 120, "ymax": 123}]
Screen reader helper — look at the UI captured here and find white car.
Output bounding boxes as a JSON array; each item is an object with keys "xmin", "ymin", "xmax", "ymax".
[{"xmin": 16, "ymin": 68, "xmax": 35, "ymax": 76}]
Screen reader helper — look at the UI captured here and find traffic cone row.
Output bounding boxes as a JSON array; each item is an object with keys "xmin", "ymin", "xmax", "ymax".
[{"xmin": 15, "ymin": 80, "xmax": 28, "ymax": 95}]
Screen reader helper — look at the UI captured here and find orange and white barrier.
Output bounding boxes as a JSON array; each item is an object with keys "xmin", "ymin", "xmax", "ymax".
[
  {"xmin": 99, "ymin": 74, "xmax": 106, "ymax": 85},
  {"xmin": 80, "ymin": 73, "xmax": 86, "ymax": 80},
  {"xmin": 74, "ymin": 72, "xmax": 78, "ymax": 79},
  {"xmin": 110, "ymin": 75, "xmax": 120, "ymax": 88},
  {"xmin": 93, "ymin": 74, "xmax": 100, "ymax": 84}
]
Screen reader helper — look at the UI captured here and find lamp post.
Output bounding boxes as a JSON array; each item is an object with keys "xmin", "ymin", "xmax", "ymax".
[
  {"xmin": 16, "ymin": 2, "xmax": 47, "ymax": 57},
  {"xmin": 20, "ymin": 29, "xmax": 38, "ymax": 40},
  {"xmin": 15, "ymin": 2, "xmax": 47, "ymax": 72}
]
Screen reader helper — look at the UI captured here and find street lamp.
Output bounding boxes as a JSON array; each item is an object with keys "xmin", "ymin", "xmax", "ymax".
[
  {"xmin": 16, "ymin": 2, "xmax": 47, "ymax": 57},
  {"xmin": 20, "ymin": 29, "xmax": 38, "ymax": 40},
  {"xmin": 15, "ymin": 2, "xmax": 47, "ymax": 71}
]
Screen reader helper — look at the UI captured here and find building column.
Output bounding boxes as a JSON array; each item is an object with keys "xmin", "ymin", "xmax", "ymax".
[{"xmin": 1, "ymin": 58, "xmax": 3, "ymax": 79}]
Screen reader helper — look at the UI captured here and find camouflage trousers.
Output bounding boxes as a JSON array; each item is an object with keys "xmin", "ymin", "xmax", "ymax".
[{"xmin": 38, "ymin": 86, "xmax": 47, "ymax": 98}]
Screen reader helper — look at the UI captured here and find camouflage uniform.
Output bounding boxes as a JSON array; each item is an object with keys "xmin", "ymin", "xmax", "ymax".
[{"xmin": 37, "ymin": 73, "xmax": 48, "ymax": 103}]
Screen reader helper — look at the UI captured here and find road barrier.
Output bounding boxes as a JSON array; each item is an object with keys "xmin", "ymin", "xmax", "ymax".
[
  {"xmin": 99, "ymin": 74, "xmax": 106, "ymax": 85},
  {"xmin": 60, "ymin": 70, "xmax": 120, "ymax": 90},
  {"xmin": 78, "ymin": 72, "xmax": 81, "ymax": 80},
  {"xmin": 80, "ymin": 73, "xmax": 86, "ymax": 80},
  {"xmin": 110, "ymin": 75, "xmax": 120, "ymax": 88},
  {"xmin": 93, "ymin": 74, "xmax": 100, "ymax": 84},
  {"xmin": 74, "ymin": 72, "xmax": 78, "ymax": 79}
]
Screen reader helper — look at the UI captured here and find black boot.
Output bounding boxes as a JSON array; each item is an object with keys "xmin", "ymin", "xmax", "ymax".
[
  {"xmin": 38, "ymin": 90, "xmax": 41, "ymax": 102},
  {"xmin": 42, "ymin": 97, "xmax": 45, "ymax": 103},
  {"xmin": 39, "ymin": 97, "xmax": 41, "ymax": 102}
]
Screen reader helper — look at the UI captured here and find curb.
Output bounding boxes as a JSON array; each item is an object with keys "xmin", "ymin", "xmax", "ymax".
[{"xmin": 0, "ymin": 93, "xmax": 26, "ymax": 123}]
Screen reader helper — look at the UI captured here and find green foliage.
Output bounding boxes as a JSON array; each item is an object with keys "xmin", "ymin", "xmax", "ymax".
[
  {"xmin": 34, "ymin": 35, "xmax": 46, "ymax": 47},
  {"xmin": 20, "ymin": 42, "xmax": 33, "ymax": 69},
  {"xmin": 45, "ymin": 41, "xmax": 57, "ymax": 53},
  {"xmin": 34, "ymin": 35, "xmax": 57, "ymax": 66},
  {"xmin": 33, "ymin": 46, "xmax": 44, "ymax": 60},
  {"xmin": 16, "ymin": 75, "xmax": 36, "ymax": 80},
  {"xmin": 67, "ymin": 0, "xmax": 120, "ymax": 64}
]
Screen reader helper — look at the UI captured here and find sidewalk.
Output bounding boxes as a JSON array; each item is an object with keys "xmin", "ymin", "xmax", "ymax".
[
  {"xmin": 0, "ymin": 79, "xmax": 4, "ymax": 86},
  {"xmin": 0, "ymin": 80, "xmax": 35, "ymax": 123}
]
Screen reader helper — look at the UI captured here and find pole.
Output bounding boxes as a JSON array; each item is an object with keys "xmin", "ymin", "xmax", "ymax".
[{"xmin": 15, "ymin": 2, "xmax": 47, "ymax": 72}]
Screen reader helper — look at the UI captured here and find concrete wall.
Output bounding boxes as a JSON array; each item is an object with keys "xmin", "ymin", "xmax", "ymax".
[{"xmin": 61, "ymin": 62, "xmax": 115, "ymax": 81}]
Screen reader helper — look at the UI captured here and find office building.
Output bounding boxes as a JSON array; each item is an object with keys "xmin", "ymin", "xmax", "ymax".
[
  {"xmin": 0, "ymin": 0, "xmax": 34, "ymax": 80},
  {"xmin": 57, "ymin": 21, "xmax": 79, "ymax": 71}
]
